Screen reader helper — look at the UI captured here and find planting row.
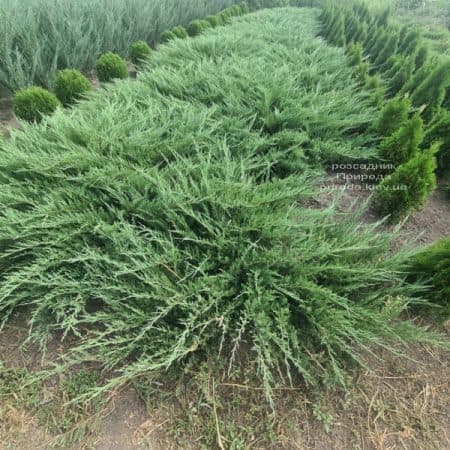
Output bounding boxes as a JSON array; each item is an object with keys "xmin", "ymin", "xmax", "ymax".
[
  {"xmin": 10, "ymin": 3, "xmax": 250, "ymax": 124},
  {"xmin": 320, "ymin": 1, "xmax": 449, "ymax": 320},
  {"xmin": 4, "ymin": 8, "xmax": 444, "ymax": 403},
  {"xmin": 0, "ymin": 0, "xmax": 307, "ymax": 93},
  {"xmin": 320, "ymin": 0, "xmax": 449, "ymax": 221},
  {"xmin": 0, "ymin": 0, "xmax": 238, "ymax": 92}
]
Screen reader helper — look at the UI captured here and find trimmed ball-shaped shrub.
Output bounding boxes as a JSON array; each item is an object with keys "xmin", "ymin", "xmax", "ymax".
[
  {"xmin": 130, "ymin": 41, "xmax": 151, "ymax": 66},
  {"xmin": 159, "ymin": 30, "xmax": 177, "ymax": 43},
  {"xmin": 171, "ymin": 26, "xmax": 188, "ymax": 39},
  {"xmin": 13, "ymin": 86, "xmax": 60, "ymax": 123},
  {"xmin": 187, "ymin": 19, "xmax": 211, "ymax": 37},
  {"xmin": 95, "ymin": 52, "xmax": 128, "ymax": 83},
  {"xmin": 219, "ymin": 11, "xmax": 232, "ymax": 24},
  {"xmin": 205, "ymin": 15, "xmax": 221, "ymax": 28},
  {"xmin": 54, "ymin": 69, "xmax": 91, "ymax": 106}
]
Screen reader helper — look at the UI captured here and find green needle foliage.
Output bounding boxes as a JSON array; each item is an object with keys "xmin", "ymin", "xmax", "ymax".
[
  {"xmin": 205, "ymin": 15, "xmax": 222, "ymax": 27},
  {"xmin": 0, "ymin": 8, "xmax": 441, "ymax": 403},
  {"xmin": 130, "ymin": 41, "xmax": 152, "ymax": 66},
  {"xmin": 187, "ymin": 19, "xmax": 211, "ymax": 36},
  {"xmin": 0, "ymin": 0, "xmax": 237, "ymax": 91},
  {"xmin": 423, "ymin": 109, "xmax": 450, "ymax": 175},
  {"xmin": 414, "ymin": 45, "xmax": 429, "ymax": 70},
  {"xmin": 410, "ymin": 59, "xmax": 450, "ymax": 121},
  {"xmin": 159, "ymin": 30, "xmax": 177, "ymax": 43},
  {"xmin": 386, "ymin": 55, "xmax": 415, "ymax": 98},
  {"xmin": 95, "ymin": 52, "xmax": 128, "ymax": 82},
  {"xmin": 373, "ymin": 32, "xmax": 398, "ymax": 67},
  {"xmin": 376, "ymin": 96, "xmax": 410, "ymax": 137},
  {"xmin": 379, "ymin": 113, "xmax": 424, "ymax": 166},
  {"xmin": 373, "ymin": 144, "xmax": 438, "ymax": 221},
  {"xmin": 54, "ymin": 69, "xmax": 91, "ymax": 106},
  {"xmin": 13, "ymin": 86, "xmax": 60, "ymax": 122},
  {"xmin": 171, "ymin": 26, "xmax": 189, "ymax": 39},
  {"xmin": 346, "ymin": 42, "xmax": 364, "ymax": 66},
  {"xmin": 408, "ymin": 238, "xmax": 450, "ymax": 321}
]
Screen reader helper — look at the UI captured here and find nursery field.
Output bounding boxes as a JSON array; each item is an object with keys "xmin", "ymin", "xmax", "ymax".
[
  {"xmin": 0, "ymin": 0, "xmax": 237, "ymax": 91},
  {"xmin": 0, "ymin": 1, "xmax": 449, "ymax": 449}
]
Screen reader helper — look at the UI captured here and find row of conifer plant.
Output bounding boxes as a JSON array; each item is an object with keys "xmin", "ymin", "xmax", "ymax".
[
  {"xmin": 320, "ymin": 0, "xmax": 449, "ymax": 321},
  {"xmin": 11, "ymin": 2, "xmax": 250, "ymax": 124},
  {"xmin": 320, "ymin": 0, "xmax": 450, "ymax": 221}
]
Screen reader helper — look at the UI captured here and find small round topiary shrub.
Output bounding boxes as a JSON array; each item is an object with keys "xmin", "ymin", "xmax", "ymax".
[
  {"xmin": 159, "ymin": 30, "xmax": 177, "ymax": 43},
  {"xmin": 205, "ymin": 15, "xmax": 221, "ymax": 28},
  {"xmin": 54, "ymin": 69, "xmax": 91, "ymax": 106},
  {"xmin": 13, "ymin": 86, "xmax": 60, "ymax": 123},
  {"xmin": 171, "ymin": 26, "xmax": 188, "ymax": 39},
  {"xmin": 187, "ymin": 19, "xmax": 210, "ymax": 37},
  {"xmin": 213, "ymin": 14, "xmax": 224, "ymax": 26},
  {"xmin": 130, "ymin": 41, "xmax": 152, "ymax": 66},
  {"xmin": 95, "ymin": 52, "xmax": 128, "ymax": 83}
]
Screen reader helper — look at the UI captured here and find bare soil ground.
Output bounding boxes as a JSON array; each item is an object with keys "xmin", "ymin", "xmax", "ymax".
[
  {"xmin": 320, "ymin": 170, "xmax": 450, "ymax": 246},
  {"xmin": 0, "ymin": 97, "xmax": 18, "ymax": 136},
  {"xmin": 0, "ymin": 319, "xmax": 448, "ymax": 449}
]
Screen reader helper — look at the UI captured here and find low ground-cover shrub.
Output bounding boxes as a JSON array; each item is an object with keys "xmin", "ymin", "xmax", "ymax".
[
  {"xmin": 0, "ymin": 8, "xmax": 440, "ymax": 403},
  {"xmin": 409, "ymin": 238, "xmax": 450, "ymax": 320},
  {"xmin": 13, "ymin": 86, "xmax": 60, "ymax": 122},
  {"xmin": 130, "ymin": 41, "xmax": 152, "ymax": 66},
  {"xmin": 95, "ymin": 52, "xmax": 128, "ymax": 82},
  {"xmin": 54, "ymin": 69, "xmax": 91, "ymax": 106}
]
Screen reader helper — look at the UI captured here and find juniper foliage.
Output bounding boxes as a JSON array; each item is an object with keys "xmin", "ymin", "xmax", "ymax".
[{"xmin": 0, "ymin": 7, "xmax": 441, "ymax": 403}]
